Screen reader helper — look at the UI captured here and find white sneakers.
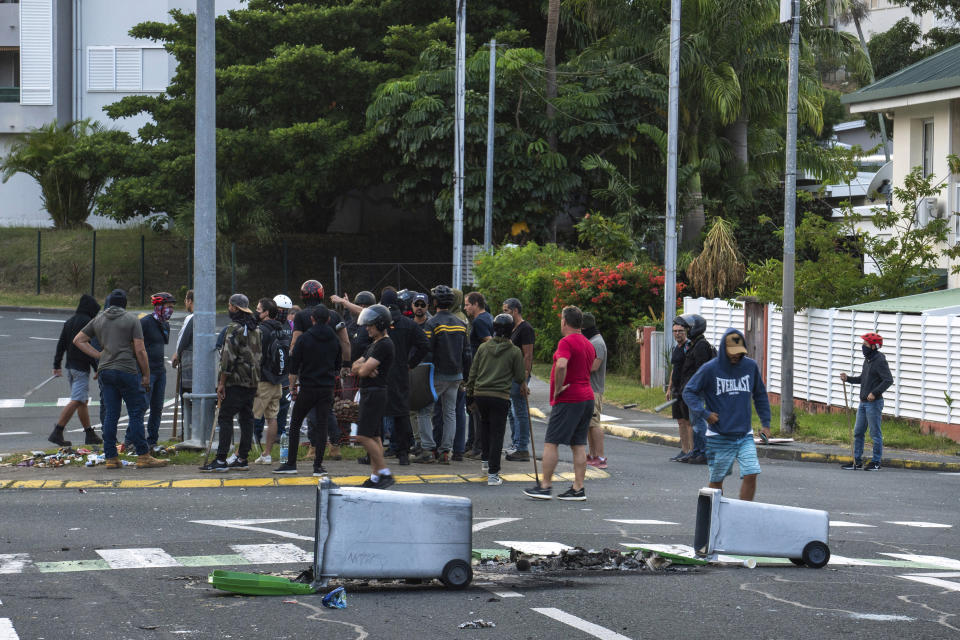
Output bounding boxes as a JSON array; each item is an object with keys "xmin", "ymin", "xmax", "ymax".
[
  {"xmin": 254, "ymin": 454, "xmax": 272, "ymax": 465},
  {"xmin": 487, "ymin": 474, "xmax": 503, "ymax": 486}
]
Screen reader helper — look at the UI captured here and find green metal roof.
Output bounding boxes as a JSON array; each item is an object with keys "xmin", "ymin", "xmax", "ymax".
[
  {"xmin": 841, "ymin": 286, "xmax": 960, "ymax": 314},
  {"xmin": 841, "ymin": 42, "xmax": 960, "ymax": 105}
]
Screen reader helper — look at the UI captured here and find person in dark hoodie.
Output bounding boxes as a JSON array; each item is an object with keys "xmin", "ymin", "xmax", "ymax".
[
  {"xmin": 670, "ymin": 314, "xmax": 715, "ymax": 465},
  {"xmin": 274, "ymin": 304, "xmax": 341, "ymax": 475},
  {"xmin": 380, "ymin": 289, "xmax": 429, "ymax": 465},
  {"xmin": 140, "ymin": 292, "xmax": 175, "ymax": 453},
  {"xmin": 51, "ymin": 294, "xmax": 103, "ymax": 446},
  {"xmin": 466, "ymin": 313, "xmax": 527, "ymax": 486},
  {"xmin": 73, "ymin": 289, "xmax": 168, "ymax": 469},
  {"xmin": 683, "ymin": 328, "xmax": 771, "ymax": 501},
  {"xmin": 840, "ymin": 332, "xmax": 893, "ymax": 471}
]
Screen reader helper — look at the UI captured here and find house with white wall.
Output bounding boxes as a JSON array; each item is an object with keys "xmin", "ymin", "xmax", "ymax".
[
  {"xmin": 841, "ymin": 42, "xmax": 960, "ymax": 288},
  {"xmin": 0, "ymin": 0, "xmax": 243, "ymax": 228}
]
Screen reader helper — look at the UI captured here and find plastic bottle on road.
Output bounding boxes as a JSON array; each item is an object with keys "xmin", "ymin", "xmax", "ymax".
[{"xmin": 279, "ymin": 433, "xmax": 289, "ymax": 463}]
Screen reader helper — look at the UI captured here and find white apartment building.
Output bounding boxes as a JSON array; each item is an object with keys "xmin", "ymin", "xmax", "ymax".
[
  {"xmin": 0, "ymin": 0, "xmax": 243, "ymax": 227},
  {"xmin": 834, "ymin": 0, "xmax": 951, "ymax": 41}
]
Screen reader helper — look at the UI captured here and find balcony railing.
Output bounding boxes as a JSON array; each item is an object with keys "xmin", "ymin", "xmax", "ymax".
[{"xmin": 0, "ymin": 86, "xmax": 18, "ymax": 102}]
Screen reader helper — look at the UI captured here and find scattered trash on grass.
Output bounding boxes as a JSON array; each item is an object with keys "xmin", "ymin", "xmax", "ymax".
[{"xmin": 458, "ymin": 620, "xmax": 496, "ymax": 629}]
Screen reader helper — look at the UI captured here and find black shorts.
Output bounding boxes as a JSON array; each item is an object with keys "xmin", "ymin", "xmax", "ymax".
[
  {"xmin": 544, "ymin": 399, "xmax": 594, "ymax": 446},
  {"xmin": 672, "ymin": 396, "xmax": 690, "ymax": 420},
  {"xmin": 357, "ymin": 387, "xmax": 387, "ymax": 438}
]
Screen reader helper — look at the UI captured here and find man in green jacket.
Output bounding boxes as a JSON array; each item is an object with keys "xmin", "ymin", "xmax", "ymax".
[{"xmin": 466, "ymin": 314, "xmax": 528, "ymax": 486}]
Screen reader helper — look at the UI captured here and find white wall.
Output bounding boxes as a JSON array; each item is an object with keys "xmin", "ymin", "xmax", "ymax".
[
  {"xmin": 684, "ymin": 297, "xmax": 960, "ymax": 426},
  {"xmin": 835, "ymin": 2, "xmax": 948, "ymax": 42}
]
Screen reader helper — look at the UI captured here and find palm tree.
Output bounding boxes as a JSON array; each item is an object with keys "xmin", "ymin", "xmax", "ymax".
[{"xmin": 544, "ymin": 0, "xmax": 561, "ymax": 150}]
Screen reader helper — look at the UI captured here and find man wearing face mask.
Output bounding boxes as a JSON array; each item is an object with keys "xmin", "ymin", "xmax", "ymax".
[
  {"xmin": 840, "ymin": 333, "xmax": 893, "ymax": 471},
  {"xmin": 140, "ymin": 292, "xmax": 176, "ymax": 454}
]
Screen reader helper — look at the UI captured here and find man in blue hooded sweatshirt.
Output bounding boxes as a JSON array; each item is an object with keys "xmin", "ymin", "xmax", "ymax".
[{"xmin": 683, "ymin": 328, "xmax": 771, "ymax": 501}]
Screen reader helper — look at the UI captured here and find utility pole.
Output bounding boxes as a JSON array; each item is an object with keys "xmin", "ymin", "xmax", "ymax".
[
  {"xmin": 663, "ymin": 0, "xmax": 681, "ymax": 342},
  {"xmin": 483, "ymin": 38, "xmax": 496, "ymax": 251},
  {"xmin": 452, "ymin": 0, "xmax": 466, "ymax": 288},
  {"xmin": 188, "ymin": 0, "xmax": 217, "ymax": 447},
  {"xmin": 780, "ymin": 0, "xmax": 800, "ymax": 434}
]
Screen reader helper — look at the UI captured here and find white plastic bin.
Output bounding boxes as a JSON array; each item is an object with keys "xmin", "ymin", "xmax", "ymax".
[
  {"xmin": 694, "ymin": 488, "xmax": 831, "ymax": 568},
  {"xmin": 311, "ymin": 477, "xmax": 473, "ymax": 588}
]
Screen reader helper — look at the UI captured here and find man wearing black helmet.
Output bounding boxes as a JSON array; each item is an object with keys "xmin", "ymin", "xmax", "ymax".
[
  {"xmin": 416, "ymin": 285, "xmax": 471, "ymax": 464},
  {"xmin": 466, "ymin": 314, "xmax": 527, "ymax": 486},
  {"xmin": 140, "ymin": 292, "xmax": 175, "ymax": 454},
  {"xmin": 668, "ymin": 314, "xmax": 715, "ymax": 464},
  {"xmin": 351, "ymin": 304, "xmax": 396, "ymax": 488},
  {"xmin": 331, "ymin": 290, "xmax": 376, "ymax": 366}
]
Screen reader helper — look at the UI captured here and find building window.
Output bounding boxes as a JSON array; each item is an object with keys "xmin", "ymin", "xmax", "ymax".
[
  {"xmin": 922, "ymin": 121, "xmax": 934, "ymax": 177},
  {"xmin": 87, "ymin": 46, "xmax": 166, "ymax": 92},
  {"xmin": 0, "ymin": 47, "xmax": 18, "ymax": 102}
]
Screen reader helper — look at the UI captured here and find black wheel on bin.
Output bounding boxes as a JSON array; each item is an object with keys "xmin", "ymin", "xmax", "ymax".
[
  {"xmin": 440, "ymin": 559, "xmax": 473, "ymax": 589},
  {"xmin": 789, "ymin": 558, "xmax": 805, "ymax": 567},
  {"xmin": 801, "ymin": 541, "xmax": 830, "ymax": 569}
]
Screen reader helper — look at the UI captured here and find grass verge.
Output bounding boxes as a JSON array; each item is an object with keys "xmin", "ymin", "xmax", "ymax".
[{"xmin": 532, "ymin": 364, "xmax": 958, "ymax": 454}]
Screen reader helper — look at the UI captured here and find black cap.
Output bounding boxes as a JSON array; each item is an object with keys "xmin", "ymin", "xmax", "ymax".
[{"xmin": 106, "ymin": 289, "xmax": 127, "ymax": 309}]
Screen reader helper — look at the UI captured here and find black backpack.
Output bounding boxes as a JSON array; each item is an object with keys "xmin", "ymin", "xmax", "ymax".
[{"xmin": 261, "ymin": 321, "xmax": 288, "ymax": 383}]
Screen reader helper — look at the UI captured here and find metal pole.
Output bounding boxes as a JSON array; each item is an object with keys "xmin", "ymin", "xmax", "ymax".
[
  {"xmin": 90, "ymin": 230, "xmax": 96, "ymax": 296},
  {"xmin": 282, "ymin": 237, "xmax": 288, "ymax": 294},
  {"xmin": 231, "ymin": 242, "xmax": 237, "ymax": 293},
  {"xmin": 36, "ymin": 229, "xmax": 40, "ymax": 295},
  {"xmin": 452, "ymin": 0, "xmax": 466, "ymax": 288},
  {"xmin": 333, "ymin": 256, "xmax": 339, "ymax": 297},
  {"xmin": 190, "ymin": 0, "xmax": 218, "ymax": 447},
  {"xmin": 140, "ymin": 234, "xmax": 145, "ymax": 305},
  {"xmin": 483, "ymin": 38, "xmax": 496, "ymax": 251},
  {"xmin": 781, "ymin": 0, "xmax": 800, "ymax": 434},
  {"xmin": 663, "ymin": 0, "xmax": 681, "ymax": 348}
]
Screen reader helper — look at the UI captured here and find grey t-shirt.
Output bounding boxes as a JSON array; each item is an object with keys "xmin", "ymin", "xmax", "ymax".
[
  {"xmin": 589, "ymin": 333, "xmax": 607, "ymax": 395},
  {"xmin": 82, "ymin": 307, "xmax": 144, "ymax": 375}
]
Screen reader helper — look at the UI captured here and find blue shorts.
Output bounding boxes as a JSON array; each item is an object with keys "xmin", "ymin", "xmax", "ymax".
[
  {"xmin": 66, "ymin": 368, "xmax": 90, "ymax": 403},
  {"xmin": 705, "ymin": 433, "xmax": 761, "ymax": 482}
]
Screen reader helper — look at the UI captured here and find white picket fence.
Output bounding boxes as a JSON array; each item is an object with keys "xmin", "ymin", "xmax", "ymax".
[{"xmin": 683, "ymin": 296, "xmax": 960, "ymax": 425}]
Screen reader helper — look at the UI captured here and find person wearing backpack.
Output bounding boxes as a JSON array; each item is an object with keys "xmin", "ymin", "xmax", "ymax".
[
  {"xmin": 253, "ymin": 298, "xmax": 287, "ymax": 465},
  {"xmin": 671, "ymin": 314, "xmax": 716, "ymax": 465}
]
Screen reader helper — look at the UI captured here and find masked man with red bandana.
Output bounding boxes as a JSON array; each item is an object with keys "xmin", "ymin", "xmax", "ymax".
[
  {"xmin": 840, "ymin": 333, "xmax": 893, "ymax": 472},
  {"xmin": 140, "ymin": 292, "xmax": 175, "ymax": 453}
]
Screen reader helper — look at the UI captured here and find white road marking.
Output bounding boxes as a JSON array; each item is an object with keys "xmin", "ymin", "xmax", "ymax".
[
  {"xmin": 0, "ymin": 554, "xmax": 31, "ymax": 574},
  {"xmin": 903, "ymin": 571, "xmax": 960, "ymax": 578},
  {"xmin": 96, "ymin": 548, "xmax": 181, "ymax": 569},
  {"xmin": 230, "ymin": 543, "xmax": 312, "ymax": 564},
  {"xmin": 58, "ymin": 397, "xmax": 92, "ymax": 406},
  {"xmin": 29, "ymin": 337, "xmax": 57, "ymax": 341},
  {"xmin": 0, "ymin": 400, "xmax": 25, "ymax": 409},
  {"xmin": 490, "ymin": 589, "xmax": 523, "ymax": 598},
  {"xmin": 17, "ymin": 318, "xmax": 62, "ymax": 323},
  {"xmin": 881, "ymin": 553, "xmax": 960, "ymax": 570},
  {"xmin": 598, "ymin": 414, "xmax": 620, "ymax": 422},
  {"xmin": 899, "ymin": 575, "xmax": 960, "ymax": 592},
  {"xmin": 532, "ymin": 608, "xmax": 633, "ymax": 640},
  {"xmin": 885, "ymin": 521, "xmax": 952, "ymax": 528},
  {"xmin": 605, "ymin": 519, "xmax": 678, "ymax": 525},
  {"xmin": 494, "ymin": 541, "xmax": 573, "ymax": 556},
  {"xmin": 848, "ymin": 613, "xmax": 915, "ymax": 622},
  {"xmin": 472, "ymin": 518, "xmax": 520, "ymax": 532},
  {"xmin": 191, "ymin": 518, "xmax": 314, "ymax": 541},
  {"xmin": 939, "ymin": 472, "xmax": 960, "ymax": 476},
  {"xmin": 830, "ymin": 521, "xmax": 876, "ymax": 528},
  {"xmin": 0, "ymin": 618, "xmax": 20, "ymax": 640},
  {"xmin": 0, "ymin": 432, "xmax": 30, "ymax": 436}
]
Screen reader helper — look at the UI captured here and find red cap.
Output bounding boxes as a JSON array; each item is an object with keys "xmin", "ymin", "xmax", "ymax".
[{"xmin": 861, "ymin": 332, "xmax": 883, "ymax": 347}]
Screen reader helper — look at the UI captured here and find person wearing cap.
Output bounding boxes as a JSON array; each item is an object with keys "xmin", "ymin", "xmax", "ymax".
[
  {"xmin": 840, "ymin": 333, "xmax": 893, "ymax": 471},
  {"xmin": 682, "ymin": 328, "xmax": 771, "ymax": 501},
  {"xmin": 201, "ymin": 293, "xmax": 262, "ymax": 472},
  {"xmin": 411, "ymin": 292, "xmax": 432, "ymax": 326},
  {"xmin": 139, "ymin": 292, "xmax": 176, "ymax": 454},
  {"xmin": 73, "ymin": 289, "xmax": 168, "ymax": 469}
]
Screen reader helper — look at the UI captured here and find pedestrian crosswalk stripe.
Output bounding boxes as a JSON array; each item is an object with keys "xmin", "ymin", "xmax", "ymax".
[
  {"xmin": 0, "ymin": 554, "xmax": 30, "ymax": 574},
  {"xmin": 830, "ymin": 521, "xmax": 876, "ymax": 527},
  {"xmin": 899, "ymin": 575, "xmax": 960, "ymax": 592},
  {"xmin": 495, "ymin": 541, "xmax": 573, "ymax": 556},
  {"xmin": 36, "ymin": 559, "xmax": 110, "ymax": 573},
  {"xmin": 472, "ymin": 518, "xmax": 521, "ymax": 532},
  {"xmin": 0, "ymin": 400, "xmax": 24, "ymax": 409},
  {"xmin": 533, "ymin": 607, "xmax": 632, "ymax": 640},
  {"xmin": 885, "ymin": 521, "xmax": 952, "ymax": 528},
  {"xmin": 605, "ymin": 519, "xmax": 678, "ymax": 525},
  {"xmin": 0, "ymin": 617, "xmax": 21, "ymax": 640},
  {"xmin": 231, "ymin": 543, "xmax": 311, "ymax": 564},
  {"xmin": 96, "ymin": 548, "xmax": 180, "ymax": 569},
  {"xmin": 881, "ymin": 553, "xmax": 960, "ymax": 570}
]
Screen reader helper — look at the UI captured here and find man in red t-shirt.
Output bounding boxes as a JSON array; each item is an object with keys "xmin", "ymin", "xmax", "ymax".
[{"xmin": 524, "ymin": 305, "xmax": 596, "ymax": 501}]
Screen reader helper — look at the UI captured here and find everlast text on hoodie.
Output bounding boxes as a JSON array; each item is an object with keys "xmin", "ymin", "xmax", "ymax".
[{"xmin": 682, "ymin": 328, "xmax": 771, "ymax": 436}]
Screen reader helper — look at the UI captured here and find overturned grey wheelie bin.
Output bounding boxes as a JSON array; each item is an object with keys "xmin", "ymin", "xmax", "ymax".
[
  {"xmin": 694, "ymin": 488, "xmax": 831, "ymax": 568},
  {"xmin": 311, "ymin": 477, "xmax": 473, "ymax": 589}
]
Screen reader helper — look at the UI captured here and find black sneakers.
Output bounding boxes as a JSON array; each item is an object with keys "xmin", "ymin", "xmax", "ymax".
[
  {"xmin": 557, "ymin": 487, "xmax": 586, "ymax": 501},
  {"xmin": 312, "ymin": 465, "xmax": 327, "ymax": 477},
  {"xmin": 227, "ymin": 458, "xmax": 249, "ymax": 471},
  {"xmin": 272, "ymin": 463, "xmax": 298, "ymax": 474},
  {"xmin": 840, "ymin": 461, "xmax": 863, "ymax": 470},
  {"xmin": 200, "ymin": 459, "xmax": 229, "ymax": 473},
  {"xmin": 523, "ymin": 485, "xmax": 552, "ymax": 500},
  {"xmin": 505, "ymin": 450, "xmax": 530, "ymax": 462},
  {"xmin": 362, "ymin": 475, "xmax": 396, "ymax": 489},
  {"xmin": 864, "ymin": 461, "xmax": 881, "ymax": 471}
]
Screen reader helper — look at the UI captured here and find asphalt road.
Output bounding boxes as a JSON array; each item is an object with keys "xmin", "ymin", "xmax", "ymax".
[{"xmin": 3, "ymin": 310, "xmax": 960, "ymax": 639}]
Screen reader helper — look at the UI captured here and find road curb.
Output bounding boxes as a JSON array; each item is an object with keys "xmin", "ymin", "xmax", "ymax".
[
  {"xmin": 604, "ymin": 424, "xmax": 960, "ymax": 473},
  {"xmin": 0, "ymin": 467, "xmax": 610, "ymax": 490},
  {"xmin": 0, "ymin": 305, "xmax": 74, "ymax": 315}
]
